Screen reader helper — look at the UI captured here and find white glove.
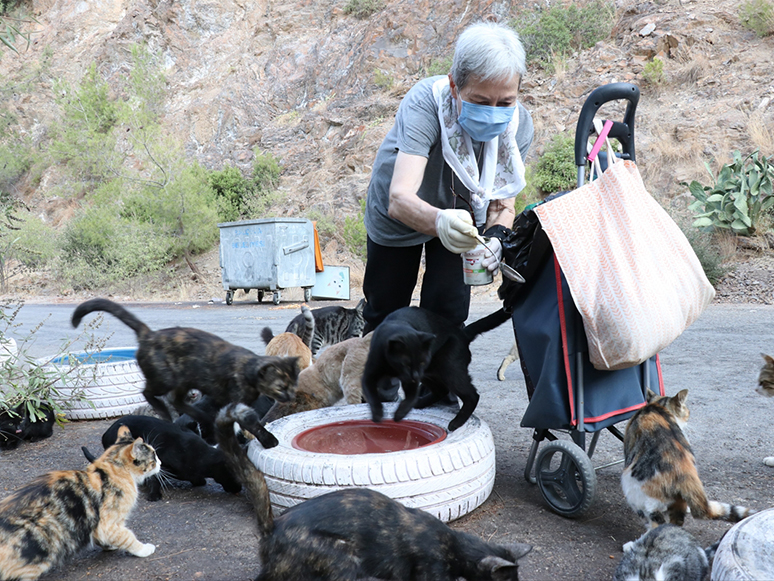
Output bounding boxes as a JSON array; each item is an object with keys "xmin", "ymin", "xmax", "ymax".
[
  {"xmin": 435, "ymin": 209, "xmax": 478, "ymax": 254},
  {"xmin": 480, "ymin": 237, "xmax": 502, "ymax": 274}
]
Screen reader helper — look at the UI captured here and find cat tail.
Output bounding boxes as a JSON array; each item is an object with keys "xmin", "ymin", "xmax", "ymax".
[
  {"xmin": 704, "ymin": 530, "xmax": 727, "ymax": 565},
  {"xmin": 260, "ymin": 327, "xmax": 275, "ymax": 346},
  {"xmin": 71, "ymin": 298, "xmax": 150, "ymax": 337},
  {"xmin": 685, "ymin": 484, "xmax": 754, "ymax": 522},
  {"xmin": 82, "ymin": 446, "xmax": 98, "ymax": 463},
  {"xmin": 299, "ymin": 305, "xmax": 315, "ymax": 350},
  {"xmin": 463, "ymin": 308, "xmax": 512, "ymax": 342},
  {"xmin": 215, "ymin": 403, "xmax": 275, "ymax": 536}
]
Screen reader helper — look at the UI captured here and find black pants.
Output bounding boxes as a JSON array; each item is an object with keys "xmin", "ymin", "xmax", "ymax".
[{"xmin": 362, "ymin": 236, "xmax": 471, "ymax": 333}]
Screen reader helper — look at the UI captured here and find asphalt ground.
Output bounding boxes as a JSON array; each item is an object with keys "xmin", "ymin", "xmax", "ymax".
[{"xmin": 2, "ymin": 299, "xmax": 774, "ymax": 580}]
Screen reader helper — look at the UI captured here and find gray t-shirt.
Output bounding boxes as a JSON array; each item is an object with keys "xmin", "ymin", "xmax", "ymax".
[{"xmin": 364, "ymin": 76, "xmax": 534, "ymax": 247}]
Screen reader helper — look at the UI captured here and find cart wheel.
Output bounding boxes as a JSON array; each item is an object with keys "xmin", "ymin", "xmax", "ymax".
[
  {"xmin": 303, "ymin": 287, "xmax": 312, "ymax": 302},
  {"xmin": 535, "ymin": 440, "xmax": 596, "ymax": 518},
  {"xmin": 257, "ymin": 291, "xmax": 264, "ymax": 303},
  {"xmin": 225, "ymin": 290, "xmax": 234, "ymax": 306},
  {"xmin": 243, "ymin": 289, "xmax": 250, "ymax": 295},
  {"xmin": 272, "ymin": 291, "xmax": 281, "ymax": 305}
]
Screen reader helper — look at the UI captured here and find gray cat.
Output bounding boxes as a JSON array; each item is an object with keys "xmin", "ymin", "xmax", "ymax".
[
  {"xmin": 615, "ymin": 524, "xmax": 719, "ymax": 581},
  {"xmin": 285, "ymin": 298, "xmax": 366, "ymax": 357}
]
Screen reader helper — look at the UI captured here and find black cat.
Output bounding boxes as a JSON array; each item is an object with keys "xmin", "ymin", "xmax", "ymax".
[
  {"xmin": 71, "ymin": 298, "xmax": 299, "ymax": 449},
  {"xmin": 82, "ymin": 414, "xmax": 241, "ymax": 501},
  {"xmin": 216, "ymin": 403, "xmax": 532, "ymax": 581},
  {"xmin": 362, "ymin": 307, "xmax": 510, "ymax": 432},
  {"xmin": 0, "ymin": 404, "xmax": 55, "ymax": 450}
]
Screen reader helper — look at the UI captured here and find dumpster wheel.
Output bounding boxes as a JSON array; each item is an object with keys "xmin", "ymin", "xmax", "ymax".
[
  {"xmin": 272, "ymin": 291, "xmax": 281, "ymax": 305},
  {"xmin": 225, "ymin": 290, "xmax": 234, "ymax": 305},
  {"xmin": 304, "ymin": 287, "xmax": 312, "ymax": 302},
  {"xmin": 258, "ymin": 291, "xmax": 264, "ymax": 303},
  {"xmin": 535, "ymin": 440, "xmax": 596, "ymax": 518}
]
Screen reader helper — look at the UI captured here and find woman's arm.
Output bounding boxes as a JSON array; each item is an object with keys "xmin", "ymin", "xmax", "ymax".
[
  {"xmin": 485, "ymin": 197, "xmax": 517, "ymax": 231},
  {"xmin": 387, "ymin": 151, "xmax": 439, "ymax": 236}
]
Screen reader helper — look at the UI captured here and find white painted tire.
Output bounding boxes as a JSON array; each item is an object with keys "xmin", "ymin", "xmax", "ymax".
[
  {"xmin": 41, "ymin": 348, "xmax": 146, "ymax": 420},
  {"xmin": 248, "ymin": 403, "xmax": 496, "ymax": 522},
  {"xmin": 711, "ymin": 507, "xmax": 774, "ymax": 581}
]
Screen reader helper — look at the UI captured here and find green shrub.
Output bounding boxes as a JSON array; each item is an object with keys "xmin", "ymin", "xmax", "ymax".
[
  {"xmin": 209, "ymin": 166, "xmax": 250, "ymax": 222},
  {"xmin": 10, "ymin": 212, "xmax": 58, "ymax": 269},
  {"xmin": 533, "ymin": 133, "xmax": 577, "ymax": 195},
  {"xmin": 642, "ymin": 57, "xmax": 664, "ymax": 86},
  {"xmin": 305, "ymin": 209, "xmax": 337, "ymax": 241},
  {"xmin": 739, "ymin": 0, "xmax": 774, "ymax": 36},
  {"xmin": 512, "ymin": 0, "xmax": 615, "ymax": 70},
  {"xmin": 252, "ymin": 148, "xmax": 281, "ymax": 192},
  {"xmin": 343, "ymin": 0, "xmax": 384, "ymax": 19},
  {"xmin": 373, "ymin": 69, "xmax": 393, "ymax": 90},
  {"xmin": 425, "ymin": 56, "xmax": 452, "ymax": 77},
  {"xmin": 0, "ymin": 142, "xmax": 31, "ymax": 191},
  {"xmin": 682, "ymin": 227, "xmax": 728, "ymax": 286},
  {"xmin": 684, "ymin": 150, "xmax": 774, "ymax": 236},
  {"xmin": 343, "ymin": 198, "xmax": 367, "ymax": 261}
]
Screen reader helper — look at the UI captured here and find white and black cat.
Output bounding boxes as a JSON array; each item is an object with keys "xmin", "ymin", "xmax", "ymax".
[
  {"xmin": 216, "ymin": 403, "xmax": 532, "ymax": 581},
  {"xmin": 82, "ymin": 415, "xmax": 241, "ymax": 501},
  {"xmin": 285, "ymin": 298, "xmax": 366, "ymax": 357},
  {"xmin": 362, "ymin": 306, "xmax": 511, "ymax": 432},
  {"xmin": 614, "ymin": 524, "xmax": 720, "ymax": 581}
]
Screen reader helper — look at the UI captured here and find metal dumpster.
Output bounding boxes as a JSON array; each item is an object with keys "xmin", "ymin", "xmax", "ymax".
[{"xmin": 218, "ymin": 218, "xmax": 315, "ymax": 305}]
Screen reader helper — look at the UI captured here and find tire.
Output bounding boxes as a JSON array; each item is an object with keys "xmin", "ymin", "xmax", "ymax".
[
  {"xmin": 41, "ymin": 348, "xmax": 146, "ymax": 420},
  {"xmin": 248, "ymin": 403, "xmax": 496, "ymax": 522},
  {"xmin": 257, "ymin": 291, "xmax": 264, "ymax": 303},
  {"xmin": 272, "ymin": 291, "xmax": 281, "ymax": 305},
  {"xmin": 535, "ymin": 440, "xmax": 596, "ymax": 518},
  {"xmin": 303, "ymin": 287, "xmax": 312, "ymax": 302},
  {"xmin": 225, "ymin": 290, "xmax": 234, "ymax": 305},
  {"xmin": 711, "ymin": 507, "xmax": 774, "ymax": 581}
]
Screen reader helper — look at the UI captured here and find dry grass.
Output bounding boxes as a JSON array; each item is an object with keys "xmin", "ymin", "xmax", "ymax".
[{"xmin": 747, "ymin": 110, "xmax": 774, "ymax": 154}]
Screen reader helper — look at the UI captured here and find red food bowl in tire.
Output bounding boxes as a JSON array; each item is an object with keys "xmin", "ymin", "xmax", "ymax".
[{"xmin": 291, "ymin": 419, "xmax": 447, "ymax": 455}]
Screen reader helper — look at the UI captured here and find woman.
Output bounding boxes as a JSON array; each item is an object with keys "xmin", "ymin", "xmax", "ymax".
[{"xmin": 362, "ymin": 20, "xmax": 534, "ymax": 332}]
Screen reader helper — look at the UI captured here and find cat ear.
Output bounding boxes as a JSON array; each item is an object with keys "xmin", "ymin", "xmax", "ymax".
[
  {"xmin": 674, "ymin": 389, "xmax": 689, "ymax": 405},
  {"xmin": 418, "ymin": 331, "xmax": 435, "ymax": 349},
  {"xmin": 500, "ymin": 542, "xmax": 533, "ymax": 560},
  {"xmin": 645, "ymin": 388, "xmax": 658, "ymax": 402},
  {"xmin": 115, "ymin": 425, "xmax": 133, "ymax": 444},
  {"xmin": 387, "ymin": 337, "xmax": 406, "ymax": 355},
  {"xmin": 131, "ymin": 439, "xmax": 146, "ymax": 458},
  {"xmin": 478, "ymin": 555, "xmax": 522, "ymax": 579},
  {"xmin": 762, "ymin": 353, "xmax": 774, "ymax": 365}
]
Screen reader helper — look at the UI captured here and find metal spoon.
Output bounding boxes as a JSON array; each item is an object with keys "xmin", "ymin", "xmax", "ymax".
[{"xmin": 473, "ymin": 234, "xmax": 526, "ymax": 283}]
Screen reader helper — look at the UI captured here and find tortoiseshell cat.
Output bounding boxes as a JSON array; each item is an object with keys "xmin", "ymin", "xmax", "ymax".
[
  {"xmin": 263, "ymin": 333, "xmax": 372, "ymax": 423},
  {"xmin": 622, "ymin": 389, "xmax": 752, "ymax": 537},
  {"xmin": 756, "ymin": 353, "xmax": 774, "ymax": 466},
  {"xmin": 71, "ymin": 298, "xmax": 299, "ymax": 449},
  {"xmin": 285, "ymin": 298, "xmax": 366, "ymax": 357},
  {"xmin": 0, "ymin": 426, "xmax": 159, "ymax": 581},
  {"xmin": 216, "ymin": 403, "xmax": 532, "ymax": 581},
  {"xmin": 362, "ymin": 307, "xmax": 511, "ymax": 432}
]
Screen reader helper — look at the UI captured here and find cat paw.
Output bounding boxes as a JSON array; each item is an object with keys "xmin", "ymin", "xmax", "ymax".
[
  {"xmin": 763, "ymin": 456, "xmax": 774, "ymax": 467},
  {"xmin": 146, "ymin": 492, "xmax": 162, "ymax": 502},
  {"xmin": 258, "ymin": 432, "xmax": 279, "ymax": 449},
  {"xmin": 135, "ymin": 543, "xmax": 156, "ymax": 557},
  {"xmin": 622, "ymin": 541, "xmax": 635, "ymax": 553}
]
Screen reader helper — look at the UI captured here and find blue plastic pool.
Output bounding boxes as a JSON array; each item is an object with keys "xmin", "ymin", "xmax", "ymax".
[{"xmin": 51, "ymin": 348, "xmax": 137, "ymax": 366}]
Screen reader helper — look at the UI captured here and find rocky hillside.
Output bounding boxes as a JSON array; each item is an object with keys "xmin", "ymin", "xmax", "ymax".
[{"xmin": 1, "ymin": 0, "xmax": 773, "ymax": 303}]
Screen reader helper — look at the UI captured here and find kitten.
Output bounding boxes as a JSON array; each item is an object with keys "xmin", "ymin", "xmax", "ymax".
[
  {"xmin": 621, "ymin": 389, "xmax": 753, "ymax": 533},
  {"xmin": 0, "ymin": 404, "xmax": 55, "ymax": 450},
  {"xmin": 263, "ymin": 333, "xmax": 372, "ymax": 423},
  {"xmin": 614, "ymin": 524, "xmax": 718, "ymax": 581},
  {"xmin": 497, "ymin": 341, "xmax": 519, "ymax": 381},
  {"xmin": 0, "ymin": 425, "xmax": 159, "ymax": 581},
  {"xmin": 261, "ymin": 331, "xmax": 313, "ymax": 371},
  {"xmin": 285, "ymin": 298, "xmax": 366, "ymax": 357},
  {"xmin": 71, "ymin": 298, "xmax": 299, "ymax": 449},
  {"xmin": 216, "ymin": 403, "xmax": 532, "ymax": 581},
  {"xmin": 83, "ymin": 415, "xmax": 241, "ymax": 501},
  {"xmin": 362, "ymin": 307, "xmax": 511, "ymax": 432},
  {"xmin": 756, "ymin": 353, "xmax": 774, "ymax": 466}
]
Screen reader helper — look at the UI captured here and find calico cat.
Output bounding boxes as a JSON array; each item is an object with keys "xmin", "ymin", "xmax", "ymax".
[
  {"xmin": 216, "ymin": 403, "xmax": 532, "ymax": 581},
  {"xmin": 362, "ymin": 306, "xmax": 511, "ymax": 432},
  {"xmin": 0, "ymin": 425, "xmax": 159, "ymax": 581},
  {"xmin": 621, "ymin": 389, "xmax": 753, "ymax": 533},
  {"xmin": 497, "ymin": 341, "xmax": 519, "ymax": 381},
  {"xmin": 757, "ymin": 353, "xmax": 774, "ymax": 466},
  {"xmin": 614, "ymin": 524, "xmax": 718, "ymax": 581},
  {"xmin": 263, "ymin": 333, "xmax": 372, "ymax": 423},
  {"xmin": 285, "ymin": 298, "xmax": 366, "ymax": 357},
  {"xmin": 0, "ymin": 404, "xmax": 55, "ymax": 450},
  {"xmin": 261, "ymin": 331, "xmax": 313, "ymax": 371},
  {"xmin": 83, "ymin": 415, "xmax": 241, "ymax": 501},
  {"xmin": 71, "ymin": 298, "xmax": 299, "ymax": 449}
]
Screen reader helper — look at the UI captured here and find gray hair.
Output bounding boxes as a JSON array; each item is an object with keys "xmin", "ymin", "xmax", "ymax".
[{"xmin": 450, "ymin": 22, "xmax": 526, "ymax": 90}]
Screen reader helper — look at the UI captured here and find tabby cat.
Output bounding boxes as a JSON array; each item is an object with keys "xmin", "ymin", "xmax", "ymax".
[
  {"xmin": 0, "ymin": 426, "xmax": 159, "ymax": 581},
  {"xmin": 71, "ymin": 298, "xmax": 299, "ymax": 449},
  {"xmin": 263, "ymin": 333, "xmax": 372, "ymax": 423},
  {"xmin": 285, "ymin": 298, "xmax": 366, "ymax": 357},
  {"xmin": 362, "ymin": 306, "xmax": 511, "ymax": 432},
  {"xmin": 614, "ymin": 524, "xmax": 719, "ymax": 581},
  {"xmin": 621, "ymin": 389, "xmax": 753, "ymax": 534},
  {"xmin": 216, "ymin": 403, "xmax": 532, "ymax": 581},
  {"xmin": 757, "ymin": 353, "xmax": 774, "ymax": 466}
]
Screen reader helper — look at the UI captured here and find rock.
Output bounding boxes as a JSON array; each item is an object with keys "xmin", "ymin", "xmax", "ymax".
[{"xmin": 639, "ymin": 22, "xmax": 656, "ymax": 36}]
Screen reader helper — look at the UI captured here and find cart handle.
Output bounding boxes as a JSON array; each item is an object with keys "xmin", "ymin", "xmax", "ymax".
[{"xmin": 574, "ymin": 83, "xmax": 639, "ymax": 167}]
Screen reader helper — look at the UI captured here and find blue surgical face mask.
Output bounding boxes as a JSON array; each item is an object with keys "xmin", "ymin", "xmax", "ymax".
[{"xmin": 457, "ymin": 100, "xmax": 516, "ymax": 142}]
